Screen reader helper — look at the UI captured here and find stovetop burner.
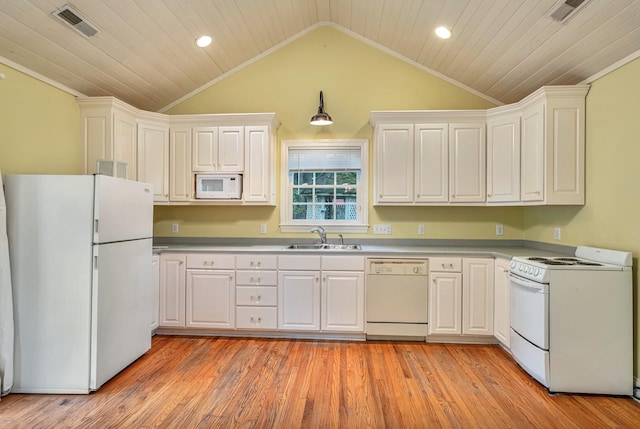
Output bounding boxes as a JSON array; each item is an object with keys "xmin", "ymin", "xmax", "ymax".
[{"xmin": 524, "ymin": 256, "xmax": 603, "ymax": 267}]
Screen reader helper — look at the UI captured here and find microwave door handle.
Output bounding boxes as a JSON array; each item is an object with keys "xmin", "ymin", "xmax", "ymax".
[{"xmin": 508, "ymin": 273, "xmax": 546, "ymax": 292}]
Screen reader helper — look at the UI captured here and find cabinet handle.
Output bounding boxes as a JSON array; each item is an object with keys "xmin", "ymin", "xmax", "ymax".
[
  {"xmin": 250, "ymin": 295, "xmax": 262, "ymax": 301},
  {"xmin": 315, "ymin": 277, "xmax": 319, "ymax": 282},
  {"xmin": 250, "ymin": 316, "xmax": 262, "ymax": 323}
]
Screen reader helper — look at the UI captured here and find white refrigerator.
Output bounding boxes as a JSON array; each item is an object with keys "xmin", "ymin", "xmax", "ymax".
[{"xmin": 4, "ymin": 174, "xmax": 153, "ymax": 394}]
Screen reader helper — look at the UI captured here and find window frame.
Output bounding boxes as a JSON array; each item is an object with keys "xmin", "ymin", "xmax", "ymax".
[{"xmin": 280, "ymin": 139, "xmax": 369, "ymax": 233}]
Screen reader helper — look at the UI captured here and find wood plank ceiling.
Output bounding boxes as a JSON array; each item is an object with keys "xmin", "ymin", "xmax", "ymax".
[{"xmin": 1, "ymin": 0, "xmax": 639, "ymax": 112}]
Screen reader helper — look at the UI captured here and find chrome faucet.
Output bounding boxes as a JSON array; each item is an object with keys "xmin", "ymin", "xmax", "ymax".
[{"xmin": 310, "ymin": 226, "xmax": 327, "ymax": 244}]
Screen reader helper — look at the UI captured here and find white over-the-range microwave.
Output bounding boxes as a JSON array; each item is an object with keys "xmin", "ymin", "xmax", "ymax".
[{"xmin": 195, "ymin": 174, "xmax": 242, "ymax": 199}]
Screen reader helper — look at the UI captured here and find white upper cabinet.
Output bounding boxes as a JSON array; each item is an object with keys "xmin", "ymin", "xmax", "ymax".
[
  {"xmin": 486, "ymin": 110, "xmax": 521, "ymax": 204},
  {"xmin": 519, "ymin": 86, "xmax": 588, "ymax": 205},
  {"xmin": 192, "ymin": 126, "xmax": 244, "ymax": 172},
  {"xmin": 137, "ymin": 119, "xmax": 170, "ymax": 203},
  {"xmin": 371, "ymin": 85, "xmax": 588, "ymax": 207},
  {"xmin": 243, "ymin": 126, "xmax": 276, "ymax": 205},
  {"xmin": 449, "ymin": 123, "xmax": 486, "ymax": 203},
  {"xmin": 374, "ymin": 124, "xmax": 414, "ymax": 204},
  {"xmin": 415, "ymin": 124, "xmax": 448, "ymax": 203},
  {"xmin": 371, "ymin": 112, "xmax": 485, "ymax": 206},
  {"xmin": 169, "ymin": 127, "xmax": 192, "ymax": 202},
  {"xmin": 79, "ymin": 97, "xmax": 139, "ymax": 181}
]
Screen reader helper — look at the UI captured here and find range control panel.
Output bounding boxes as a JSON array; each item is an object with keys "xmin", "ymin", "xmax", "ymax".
[{"xmin": 368, "ymin": 259, "xmax": 429, "ymax": 275}]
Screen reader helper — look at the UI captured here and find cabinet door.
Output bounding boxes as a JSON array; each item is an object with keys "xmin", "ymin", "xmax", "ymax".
[
  {"xmin": 375, "ymin": 124, "xmax": 414, "ymax": 204},
  {"xmin": 169, "ymin": 128, "xmax": 192, "ymax": 202},
  {"xmin": 449, "ymin": 123, "xmax": 486, "ymax": 203},
  {"xmin": 278, "ymin": 271, "xmax": 320, "ymax": 331},
  {"xmin": 186, "ymin": 270, "xmax": 235, "ymax": 329},
  {"xmin": 321, "ymin": 271, "xmax": 364, "ymax": 332},
  {"xmin": 192, "ymin": 127, "xmax": 218, "ymax": 172},
  {"xmin": 138, "ymin": 121, "xmax": 169, "ymax": 202},
  {"xmin": 521, "ymin": 103, "xmax": 545, "ymax": 202},
  {"xmin": 218, "ymin": 126, "xmax": 244, "ymax": 172},
  {"xmin": 113, "ymin": 111, "xmax": 138, "ymax": 181},
  {"xmin": 415, "ymin": 124, "xmax": 448, "ymax": 203},
  {"xmin": 159, "ymin": 254, "xmax": 186, "ymax": 327},
  {"xmin": 243, "ymin": 126, "xmax": 272, "ymax": 204},
  {"xmin": 493, "ymin": 258, "xmax": 511, "ymax": 347},
  {"xmin": 462, "ymin": 258, "xmax": 495, "ymax": 336},
  {"xmin": 428, "ymin": 272, "xmax": 462, "ymax": 335},
  {"xmin": 151, "ymin": 254, "xmax": 160, "ymax": 331},
  {"xmin": 486, "ymin": 114, "xmax": 520, "ymax": 203}
]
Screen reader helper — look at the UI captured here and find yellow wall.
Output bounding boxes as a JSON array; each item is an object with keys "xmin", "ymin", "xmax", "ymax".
[
  {"xmin": 157, "ymin": 25, "xmax": 524, "ymax": 239},
  {"xmin": 524, "ymin": 56, "xmax": 640, "ymax": 377},
  {"xmin": 0, "ymin": 64, "xmax": 82, "ymax": 175}
]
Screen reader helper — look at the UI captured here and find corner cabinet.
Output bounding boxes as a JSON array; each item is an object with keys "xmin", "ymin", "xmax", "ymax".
[
  {"xmin": 370, "ymin": 85, "xmax": 588, "ymax": 207},
  {"xmin": 78, "ymin": 96, "xmax": 279, "ymax": 206},
  {"xmin": 493, "ymin": 258, "xmax": 511, "ymax": 348},
  {"xmin": 520, "ymin": 86, "xmax": 588, "ymax": 205}
]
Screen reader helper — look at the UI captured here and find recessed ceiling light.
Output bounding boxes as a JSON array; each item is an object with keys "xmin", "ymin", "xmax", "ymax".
[
  {"xmin": 196, "ymin": 35, "xmax": 212, "ymax": 48},
  {"xmin": 435, "ymin": 26, "xmax": 452, "ymax": 39}
]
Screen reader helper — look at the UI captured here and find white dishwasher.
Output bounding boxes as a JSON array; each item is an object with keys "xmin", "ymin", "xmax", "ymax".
[{"xmin": 366, "ymin": 258, "xmax": 429, "ymax": 340}]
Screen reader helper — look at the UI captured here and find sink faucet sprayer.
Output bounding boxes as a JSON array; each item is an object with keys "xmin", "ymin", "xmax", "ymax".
[{"xmin": 310, "ymin": 226, "xmax": 327, "ymax": 244}]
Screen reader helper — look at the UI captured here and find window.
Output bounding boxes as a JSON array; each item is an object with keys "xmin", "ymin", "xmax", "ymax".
[{"xmin": 280, "ymin": 140, "xmax": 368, "ymax": 233}]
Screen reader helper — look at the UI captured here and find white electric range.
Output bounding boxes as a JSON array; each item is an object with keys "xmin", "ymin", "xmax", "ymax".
[{"xmin": 508, "ymin": 246, "xmax": 633, "ymax": 395}]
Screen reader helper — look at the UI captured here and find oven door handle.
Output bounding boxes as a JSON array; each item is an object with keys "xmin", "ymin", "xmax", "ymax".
[{"xmin": 508, "ymin": 273, "xmax": 547, "ymax": 293}]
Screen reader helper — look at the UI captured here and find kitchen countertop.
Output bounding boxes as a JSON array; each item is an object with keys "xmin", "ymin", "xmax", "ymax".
[{"xmin": 152, "ymin": 239, "xmax": 574, "ymax": 260}]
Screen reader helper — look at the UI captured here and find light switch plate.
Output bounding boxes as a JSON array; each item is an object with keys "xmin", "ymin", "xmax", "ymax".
[
  {"xmin": 259, "ymin": 224, "xmax": 267, "ymax": 234},
  {"xmin": 496, "ymin": 224, "xmax": 504, "ymax": 236},
  {"xmin": 554, "ymin": 227, "xmax": 561, "ymax": 240},
  {"xmin": 171, "ymin": 223, "xmax": 179, "ymax": 234},
  {"xmin": 418, "ymin": 224, "xmax": 426, "ymax": 235}
]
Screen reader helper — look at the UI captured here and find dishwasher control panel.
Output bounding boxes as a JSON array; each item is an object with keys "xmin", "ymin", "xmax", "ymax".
[{"xmin": 368, "ymin": 259, "xmax": 428, "ymax": 275}]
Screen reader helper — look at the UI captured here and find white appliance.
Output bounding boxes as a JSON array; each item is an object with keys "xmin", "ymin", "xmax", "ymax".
[
  {"xmin": 0, "ymin": 170, "xmax": 14, "ymax": 396},
  {"xmin": 195, "ymin": 173, "xmax": 242, "ymax": 199},
  {"xmin": 509, "ymin": 246, "xmax": 632, "ymax": 395},
  {"xmin": 366, "ymin": 259, "xmax": 429, "ymax": 339},
  {"xmin": 4, "ymin": 174, "xmax": 153, "ymax": 394}
]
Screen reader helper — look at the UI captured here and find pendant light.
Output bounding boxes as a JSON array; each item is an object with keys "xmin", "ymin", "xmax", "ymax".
[{"xmin": 310, "ymin": 91, "xmax": 333, "ymax": 126}]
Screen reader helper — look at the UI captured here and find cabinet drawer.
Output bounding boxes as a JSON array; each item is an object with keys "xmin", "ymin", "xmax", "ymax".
[
  {"xmin": 236, "ymin": 307, "xmax": 278, "ymax": 329},
  {"xmin": 278, "ymin": 255, "xmax": 321, "ymax": 270},
  {"xmin": 236, "ymin": 286, "xmax": 277, "ymax": 306},
  {"xmin": 236, "ymin": 270, "xmax": 278, "ymax": 286},
  {"xmin": 236, "ymin": 254, "xmax": 277, "ymax": 270},
  {"xmin": 429, "ymin": 257, "xmax": 462, "ymax": 272},
  {"xmin": 322, "ymin": 255, "xmax": 365, "ymax": 271},
  {"xmin": 186, "ymin": 254, "xmax": 235, "ymax": 269}
]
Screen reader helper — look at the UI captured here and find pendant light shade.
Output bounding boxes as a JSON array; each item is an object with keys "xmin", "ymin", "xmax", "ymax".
[{"xmin": 310, "ymin": 91, "xmax": 333, "ymax": 126}]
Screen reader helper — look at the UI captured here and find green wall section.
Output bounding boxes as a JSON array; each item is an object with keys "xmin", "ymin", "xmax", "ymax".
[
  {"xmin": 0, "ymin": 64, "xmax": 82, "ymax": 175},
  {"xmin": 158, "ymin": 25, "xmax": 521, "ymax": 239}
]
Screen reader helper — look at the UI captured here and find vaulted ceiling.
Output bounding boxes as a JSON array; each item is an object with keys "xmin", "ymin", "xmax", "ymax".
[{"xmin": 1, "ymin": 0, "xmax": 639, "ymax": 112}]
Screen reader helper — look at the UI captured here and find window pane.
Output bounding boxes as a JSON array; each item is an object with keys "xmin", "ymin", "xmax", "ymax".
[
  {"xmin": 313, "ymin": 204, "xmax": 333, "ymax": 220},
  {"xmin": 292, "ymin": 172, "xmax": 314, "ymax": 185},
  {"xmin": 292, "ymin": 204, "xmax": 310, "ymax": 219},
  {"xmin": 314, "ymin": 187, "xmax": 335, "ymax": 203},
  {"xmin": 336, "ymin": 204, "xmax": 358, "ymax": 220},
  {"xmin": 292, "ymin": 188, "xmax": 313, "ymax": 203},
  {"xmin": 337, "ymin": 172, "xmax": 358, "ymax": 186},
  {"xmin": 315, "ymin": 172, "xmax": 334, "ymax": 185}
]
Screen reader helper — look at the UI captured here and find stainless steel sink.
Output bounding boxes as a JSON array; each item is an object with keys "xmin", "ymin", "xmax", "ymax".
[{"xmin": 285, "ymin": 244, "xmax": 362, "ymax": 250}]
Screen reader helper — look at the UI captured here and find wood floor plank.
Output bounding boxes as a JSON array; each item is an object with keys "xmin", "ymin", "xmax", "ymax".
[{"xmin": 1, "ymin": 335, "xmax": 640, "ymax": 428}]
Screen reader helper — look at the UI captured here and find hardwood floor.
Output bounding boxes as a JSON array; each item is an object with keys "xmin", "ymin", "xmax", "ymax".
[{"xmin": 1, "ymin": 335, "xmax": 640, "ymax": 428}]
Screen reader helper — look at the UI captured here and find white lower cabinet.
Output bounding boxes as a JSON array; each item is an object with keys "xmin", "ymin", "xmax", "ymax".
[
  {"xmin": 493, "ymin": 258, "xmax": 511, "ymax": 347},
  {"xmin": 278, "ymin": 255, "xmax": 321, "ymax": 331},
  {"xmin": 151, "ymin": 254, "xmax": 160, "ymax": 331},
  {"xmin": 185, "ymin": 254, "xmax": 235, "ymax": 329},
  {"xmin": 428, "ymin": 257, "xmax": 494, "ymax": 337},
  {"xmin": 462, "ymin": 258, "xmax": 495, "ymax": 336},
  {"xmin": 321, "ymin": 256, "xmax": 365, "ymax": 333},
  {"xmin": 159, "ymin": 253, "xmax": 186, "ymax": 328},
  {"xmin": 236, "ymin": 255, "xmax": 278, "ymax": 330}
]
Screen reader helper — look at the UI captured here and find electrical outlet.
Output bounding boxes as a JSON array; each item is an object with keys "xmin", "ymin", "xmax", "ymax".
[
  {"xmin": 373, "ymin": 224, "xmax": 392, "ymax": 235},
  {"xmin": 171, "ymin": 223, "xmax": 179, "ymax": 234},
  {"xmin": 554, "ymin": 227, "xmax": 561, "ymax": 240},
  {"xmin": 259, "ymin": 224, "xmax": 267, "ymax": 234},
  {"xmin": 496, "ymin": 224, "xmax": 504, "ymax": 236},
  {"xmin": 418, "ymin": 224, "xmax": 426, "ymax": 235}
]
